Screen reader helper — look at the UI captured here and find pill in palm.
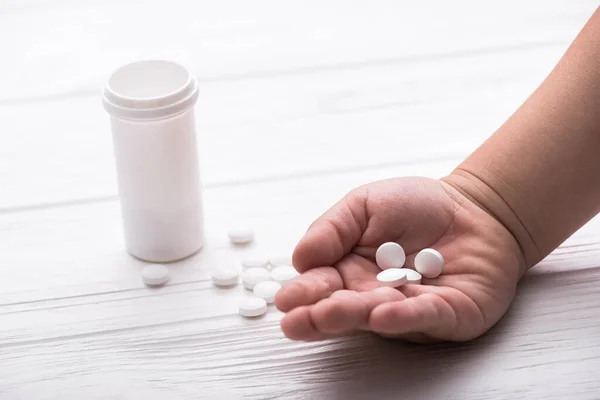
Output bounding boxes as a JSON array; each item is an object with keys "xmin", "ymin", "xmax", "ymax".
[
  {"xmin": 238, "ymin": 297, "xmax": 267, "ymax": 317},
  {"xmin": 228, "ymin": 226, "xmax": 254, "ymax": 244},
  {"xmin": 242, "ymin": 267, "xmax": 270, "ymax": 290},
  {"xmin": 403, "ymin": 268, "xmax": 422, "ymax": 284},
  {"xmin": 140, "ymin": 264, "xmax": 170, "ymax": 287},
  {"xmin": 375, "ymin": 242, "xmax": 406, "ymax": 270},
  {"xmin": 253, "ymin": 281, "xmax": 282, "ymax": 303},
  {"xmin": 270, "ymin": 265, "xmax": 299, "ymax": 285},
  {"xmin": 376, "ymin": 268, "xmax": 408, "ymax": 287},
  {"xmin": 415, "ymin": 248, "xmax": 444, "ymax": 278},
  {"xmin": 211, "ymin": 267, "xmax": 239, "ymax": 287}
]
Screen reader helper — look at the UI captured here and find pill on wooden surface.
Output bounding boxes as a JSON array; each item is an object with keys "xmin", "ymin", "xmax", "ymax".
[
  {"xmin": 140, "ymin": 264, "xmax": 170, "ymax": 287},
  {"xmin": 242, "ymin": 267, "xmax": 270, "ymax": 290},
  {"xmin": 414, "ymin": 248, "xmax": 444, "ymax": 278},
  {"xmin": 253, "ymin": 281, "xmax": 282, "ymax": 303},
  {"xmin": 211, "ymin": 268, "xmax": 239, "ymax": 287},
  {"xmin": 241, "ymin": 257, "xmax": 269, "ymax": 270},
  {"xmin": 228, "ymin": 226, "xmax": 254, "ymax": 244},
  {"xmin": 270, "ymin": 265, "xmax": 299, "ymax": 285},
  {"xmin": 375, "ymin": 242, "xmax": 406, "ymax": 270},
  {"xmin": 403, "ymin": 268, "xmax": 422, "ymax": 284},
  {"xmin": 376, "ymin": 268, "xmax": 408, "ymax": 288},
  {"xmin": 238, "ymin": 297, "xmax": 267, "ymax": 317}
]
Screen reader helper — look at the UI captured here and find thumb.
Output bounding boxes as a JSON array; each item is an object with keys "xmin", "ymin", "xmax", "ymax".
[{"xmin": 293, "ymin": 190, "xmax": 367, "ymax": 272}]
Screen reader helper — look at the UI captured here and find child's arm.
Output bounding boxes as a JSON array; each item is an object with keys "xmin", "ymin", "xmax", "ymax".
[
  {"xmin": 443, "ymin": 7, "xmax": 600, "ymax": 269},
  {"xmin": 275, "ymin": 8, "xmax": 600, "ymax": 342}
]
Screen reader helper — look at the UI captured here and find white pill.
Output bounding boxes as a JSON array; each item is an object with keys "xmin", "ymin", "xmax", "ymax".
[
  {"xmin": 211, "ymin": 268, "xmax": 239, "ymax": 287},
  {"xmin": 415, "ymin": 248, "xmax": 444, "ymax": 278},
  {"xmin": 403, "ymin": 268, "xmax": 422, "ymax": 284},
  {"xmin": 376, "ymin": 268, "xmax": 408, "ymax": 287},
  {"xmin": 241, "ymin": 257, "xmax": 269, "ymax": 270},
  {"xmin": 228, "ymin": 226, "xmax": 254, "ymax": 244},
  {"xmin": 270, "ymin": 265, "xmax": 299, "ymax": 285},
  {"xmin": 375, "ymin": 242, "xmax": 406, "ymax": 270},
  {"xmin": 241, "ymin": 267, "xmax": 270, "ymax": 290},
  {"xmin": 253, "ymin": 281, "xmax": 282, "ymax": 303},
  {"xmin": 140, "ymin": 264, "xmax": 169, "ymax": 287},
  {"xmin": 238, "ymin": 297, "xmax": 267, "ymax": 317},
  {"xmin": 269, "ymin": 255, "xmax": 292, "ymax": 268}
]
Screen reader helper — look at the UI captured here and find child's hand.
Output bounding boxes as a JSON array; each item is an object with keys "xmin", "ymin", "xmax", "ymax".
[{"xmin": 274, "ymin": 176, "xmax": 525, "ymax": 343}]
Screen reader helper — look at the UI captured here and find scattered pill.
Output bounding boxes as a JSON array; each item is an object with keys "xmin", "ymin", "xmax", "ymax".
[
  {"xmin": 228, "ymin": 226, "xmax": 254, "ymax": 244},
  {"xmin": 211, "ymin": 268, "xmax": 239, "ymax": 287},
  {"xmin": 376, "ymin": 268, "xmax": 408, "ymax": 288},
  {"xmin": 238, "ymin": 297, "xmax": 267, "ymax": 317},
  {"xmin": 403, "ymin": 268, "xmax": 422, "ymax": 284},
  {"xmin": 253, "ymin": 281, "xmax": 282, "ymax": 303},
  {"xmin": 269, "ymin": 255, "xmax": 293, "ymax": 268},
  {"xmin": 241, "ymin": 257, "xmax": 269, "ymax": 270},
  {"xmin": 270, "ymin": 265, "xmax": 299, "ymax": 285},
  {"xmin": 140, "ymin": 264, "xmax": 170, "ymax": 287},
  {"xmin": 415, "ymin": 248, "xmax": 444, "ymax": 278},
  {"xmin": 241, "ymin": 267, "xmax": 270, "ymax": 290},
  {"xmin": 375, "ymin": 242, "xmax": 406, "ymax": 270}
]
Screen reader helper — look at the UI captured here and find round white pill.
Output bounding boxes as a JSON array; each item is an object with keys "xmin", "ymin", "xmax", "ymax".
[
  {"xmin": 241, "ymin": 267, "xmax": 270, "ymax": 290},
  {"xmin": 228, "ymin": 226, "xmax": 254, "ymax": 244},
  {"xmin": 375, "ymin": 242, "xmax": 406, "ymax": 270},
  {"xmin": 238, "ymin": 297, "xmax": 267, "ymax": 318},
  {"xmin": 403, "ymin": 268, "xmax": 422, "ymax": 284},
  {"xmin": 253, "ymin": 281, "xmax": 282, "ymax": 303},
  {"xmin": 415, "ymin": 248, "xmax": 444, "ymax": 278},
  {"xmin": 376, "ymin": 268, "xmax": 408, "ymax": 288},
  {"xmin": 241, "ymin": 257, "xmax": 269, "ymax": 270},
  {"xmin": 270, "ymin": 265, "xmax": 299, "ymax": 285},
  {"xmin": 269, "ymin": 255, "xmax": 292, "ymax": 268},
  {"xmin": 211, "ymin": 268, "xmax": 239, "ymax": 287},
  {"xmin": 140, "ymin": 264, "xmax": 169, "ymax": 287}
]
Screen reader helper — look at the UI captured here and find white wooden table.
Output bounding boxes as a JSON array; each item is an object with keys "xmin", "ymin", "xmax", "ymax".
[{"xmin": 2, "ymin": 1, "xmax": 600, "ymax": 398}]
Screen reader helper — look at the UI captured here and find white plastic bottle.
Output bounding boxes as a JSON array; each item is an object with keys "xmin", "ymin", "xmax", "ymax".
[{"xmin": 102, "ymin": 60, "xmax": 204, "ymax": 262}]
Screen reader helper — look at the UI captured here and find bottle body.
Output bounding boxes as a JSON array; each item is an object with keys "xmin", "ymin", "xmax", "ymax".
[
  {"xmin": 103, "ymin": 60, "xmax": 204, "ymax": 262},
  {"xmin": 110, "ymin": 109, "xmax": 204, "ymax": 262}
]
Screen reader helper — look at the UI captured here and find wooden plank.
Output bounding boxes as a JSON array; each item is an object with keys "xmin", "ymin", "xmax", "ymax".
[
  {"xmin": 1, "ymin": 158, "xmax": 599, "ymax": 322},
  {"xmin": 1, "ymin": 160, "xmax": 600, "ymax": 398},
  {"xmin": 0, "ymin": 159, "xmax": 453, "ymax": 299},
  {"xmin": 1, "ymin": 0, "xmax": 596, "ymax": 210},
  {"xmin": 2, "ymin": 2, "xmax": 600, "ymax": 398},
  {"xmin": 1, "ymin": 155, "xmax": 598, "ymax": 298},
  {"xmin": 0, "ymin": 0, "xmax": 595, "ymax": 102},
  {"xmin": 3, "ymin": 273, "xmax": 600, "ymax": 400},
  {"xmin": 0, "ymin": 44, "xmax": 571, "ymax": 210}
]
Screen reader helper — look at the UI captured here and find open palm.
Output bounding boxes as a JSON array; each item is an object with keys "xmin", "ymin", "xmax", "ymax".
[{"xmin": 274, "ymin": 176, "xmax": 525, "ymax": 343}]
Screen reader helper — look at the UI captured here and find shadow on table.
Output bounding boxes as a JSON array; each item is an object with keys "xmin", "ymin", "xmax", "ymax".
[
  {"xmin": 304, "ymin": 338, "xmax": 490, "ymax": 399},
  {"xmin": 298, "ymin": 295, "xmax": 530, "ymax": 400}
]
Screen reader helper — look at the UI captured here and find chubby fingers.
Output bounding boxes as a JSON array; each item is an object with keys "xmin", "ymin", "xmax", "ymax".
[
  {"xmin": 369, "ymin": 292, "xmax": 458, "ymax": 337},
  {"xmin": 274, "ymin": 266, "xmax": 343, "ymax": 312},
  {"xmin": 280, "ymin": 287, "xmax": 406, "ymax": 341}
]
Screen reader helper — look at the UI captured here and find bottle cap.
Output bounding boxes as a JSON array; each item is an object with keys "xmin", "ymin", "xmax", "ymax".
[{"xmin": 102, "ymin": 59, "xmax": 199, "ymax": 120}]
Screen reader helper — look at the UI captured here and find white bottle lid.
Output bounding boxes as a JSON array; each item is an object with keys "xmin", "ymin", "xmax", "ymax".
[{"xmin": 102, "ymin": 59, "xmax": 199, "ymax": 120}]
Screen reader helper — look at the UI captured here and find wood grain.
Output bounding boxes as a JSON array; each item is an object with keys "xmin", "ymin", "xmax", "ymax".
[
  {"xmin": 0, "ymin": 44, "xmax": 564, "ymax": 211},
  {"xmin": 3, "ymin": 270, "xmax": 600, "ymax": 400},
  {"xmin": 2, "ymin": 1, "xmax": 600, "ymax": 399},
  {"xmin": 2, "ymin": 159, "xmax": 600, "ymax": 399},
  {"xmin": 0, "ymin": 0, "xmax": 593, "ymax": 102},
  {"xmin": 0, "ymin": 0, "xmax": 596, "ymax": 210}
]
